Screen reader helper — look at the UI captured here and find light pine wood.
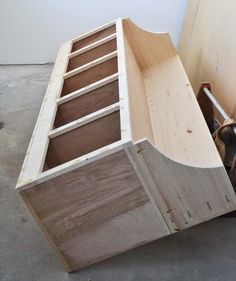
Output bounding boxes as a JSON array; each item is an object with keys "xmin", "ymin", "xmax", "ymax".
[
  {"xmin": 17, "ymin": 41, "xmax": 72, "ymax": 186},
  {"xmin": 116, "ymin": 18, "xmax": 132, "ymax": 143},
  {"xmin": 123, "ymin": 35, "xmax": 154, "ymax": 143},
  {"xmin": 16, "ymin": 18, "xmax": 236, "ymax": 272},
  {"xmin": 123, "ymin": 19, "xmax": 176, "ymax": 69},
  {"xmin": 178, "ymin": 0, "xmax": 236, "ymax": 119},
  {"xmin": 127, "ymin": 141, "xmax": 236, "ymax": 231},
  {"xmin": 142, "ymin": 57, "xmax": 221, "ymax": 167},
  {"xmin": 124, "ymin": 19, "xmax": 222, "ymax": 168}
]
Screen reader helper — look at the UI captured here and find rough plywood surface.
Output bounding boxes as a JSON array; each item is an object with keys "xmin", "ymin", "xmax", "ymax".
[
  {"xmin": 22, "ymin": 150, "xmax": 169, "ymax": 271},
  {"xmin": 127, "ymin": 140, "xmax": 236, "ymax": 232}
]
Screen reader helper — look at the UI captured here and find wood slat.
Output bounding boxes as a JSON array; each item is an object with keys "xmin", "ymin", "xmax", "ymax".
[
  {"xmin": 72, "ymin": 24, "xmax": 116, "ymax": 52},
  {"xmin": 57, "ymin": 73, "xmax": 119, "ymax": 105},
  {"xmin": 64, "ymin": 51, "xmax": 117, "ymax": 79},
  {"xmin": 69, "ymin": 33, "xmax": 116, "ymax": 58},
  {"xmin": 61, "ymin": 57, "xmax": 118, "ymax": 96},
  {"xmin": 54, "ymin": 79, "xmax": 119, "ymax": 128},
  {"xmin": 16, "ymin": 41, "xmax": 72, "ymax": 187},
  {"xmin": 49, "ymin": 102, "xmax": 120, "ymax": 138}
]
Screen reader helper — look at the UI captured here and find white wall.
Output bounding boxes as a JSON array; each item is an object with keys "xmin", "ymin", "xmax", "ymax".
[{"xmin": 0, "ymin": 0, "xmax": 188, "ymax": 64}]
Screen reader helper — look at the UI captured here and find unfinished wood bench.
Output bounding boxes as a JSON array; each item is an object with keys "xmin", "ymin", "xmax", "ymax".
[{"xmin": 16, "ymin": 18, "xmax": 236, "ymax": 272}]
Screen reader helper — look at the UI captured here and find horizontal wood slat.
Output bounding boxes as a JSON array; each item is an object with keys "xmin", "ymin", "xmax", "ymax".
[
  {"xmin": 49, "ymin": 102, "xmax": 120, "ymax": 138},
  {"xmin": 69, "ymin": 33, "xmax": 116, "ymax": 58}
]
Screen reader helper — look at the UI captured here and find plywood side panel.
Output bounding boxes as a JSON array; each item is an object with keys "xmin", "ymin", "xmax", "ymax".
[
  {"xmin": 22, "ymin": 150, "xmax": 169, "ymax": 271},
  {"xmin": 179, "ymin": 0, "xmax": 236, "ymax": 119},
  {"xmin": 128, "ymin": 140, "xmax": 236, "ymax": 231}
]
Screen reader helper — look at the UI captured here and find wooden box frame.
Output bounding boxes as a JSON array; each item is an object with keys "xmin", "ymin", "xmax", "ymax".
[{"xmin": 16, "ymin": 18, "xmax": 236, "ymax": 272}]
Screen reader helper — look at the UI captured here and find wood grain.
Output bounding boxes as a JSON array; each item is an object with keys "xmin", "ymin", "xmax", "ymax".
[
  {"xmin": 54, "ymin": 80, "xmax": 119, "ymax": 128},
  {"xmin": 72, "ymin": 25, "xmax": 116, "ymax": 52},
  {"xmin": 22, "ymin": 150, "xmax": 168, "ymax": 271},
  {"xmin": 123, "ymin": 19, "xmax": 176, "ymax": 69},
  {"xmin": 16, "ymin": 18, "xmax": 236, "ymax": 272},
  {"xmin": 127, "ymin": 140, "xmax": 236, "ymax": 231},
  {"xmin": 179, "ymin": 0, "xmax": 236, "ymax": 119},
  {"xmin": 123, "ymin": 35, "xmax": 154, "ymax": 143},
  {"xmin": 124, "ymin": 18, "xmax": 222, "ymax": 168},
  {"xmin": 45, "ymin": 111, "xmax": 121, "ymax": 169},
  {"xmin": 68, "ymin": 39, "xmax": 117, "ymax": 71},
  {"xmin": 62, "ymin": 57, "xmax": 118, "ymax": 96}
]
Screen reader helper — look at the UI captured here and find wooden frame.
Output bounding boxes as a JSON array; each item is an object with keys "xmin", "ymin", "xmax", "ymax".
[{"xmin": 16, "ymin": 18, "xmax": 236, "ymax": 272}]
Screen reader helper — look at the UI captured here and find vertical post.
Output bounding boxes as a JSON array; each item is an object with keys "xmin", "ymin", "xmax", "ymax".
[{"xmin": 116, "ymin": 18, "xmax": 132, "ymax": 144}]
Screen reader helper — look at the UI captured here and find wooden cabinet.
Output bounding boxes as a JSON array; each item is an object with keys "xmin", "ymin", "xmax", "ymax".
[{"xmin": 16, "ymin": 18, "xmax": 236, "ymax": 272}]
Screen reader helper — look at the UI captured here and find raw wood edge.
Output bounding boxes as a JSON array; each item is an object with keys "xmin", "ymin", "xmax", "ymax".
[{"xmin": 20, "ymin": 191, "xmax": 72, "ymax": 272}]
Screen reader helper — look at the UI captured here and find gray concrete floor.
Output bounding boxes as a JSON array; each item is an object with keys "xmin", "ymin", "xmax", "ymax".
[{"xmin": 1, "ymin": 65, "xmax": 236, "ymax": 281}]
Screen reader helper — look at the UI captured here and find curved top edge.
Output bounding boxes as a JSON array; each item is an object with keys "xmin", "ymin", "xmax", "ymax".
[
  {"xmin": 124, "ymin": 18, "xmax": 172, "ymax": 38},
  {"xmin": 122, "ymin": 18, "xmax": 222, "ymax": 168},
  {"xmin": 123, "ymin": 18, "xmax": 177, "ymax": 69},
  {"xmin": 135, "ymin": 138, "xmax": 223, "ymax": 169}
]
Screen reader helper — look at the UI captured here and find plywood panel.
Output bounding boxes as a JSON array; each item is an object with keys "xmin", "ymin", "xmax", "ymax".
[
  {"xmin": 54, "ymin": 80, "xmax": 119, "ymax": 127},
  {"xmin": 22, "ymin": 150, "xmax": 169, "ymax": 271},
  {"xmin": 45, "ymin": 111, "xmax": 121, "ymax": 169},
  {"xmin": 127, "ymin": 140, "xmax": 236, "ymax": 232},
  {"xmin": 68, "ymin": 39, "xmax": 117, "ymax": 71},
  {"xmin": 62, "ymin": 57, "xmax": 118, "ymax": 96},
  {"xmin": 72, "ymin": 25, "xmax": 116, "ymax": 52},
  {"xmin": 179, "ymin": 0, "xmax": 236, "ymax": 119}
]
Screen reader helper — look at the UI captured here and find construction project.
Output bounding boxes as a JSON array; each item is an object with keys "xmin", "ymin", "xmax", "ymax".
[{"xmin": 16, "ymin": 18, "xmax": 236, "ymax": 272}]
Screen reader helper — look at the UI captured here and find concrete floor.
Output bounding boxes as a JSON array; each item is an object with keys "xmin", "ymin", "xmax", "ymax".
[{"xmin": 1, "ymin": 65, "xmax": 236, "ymax": 281}]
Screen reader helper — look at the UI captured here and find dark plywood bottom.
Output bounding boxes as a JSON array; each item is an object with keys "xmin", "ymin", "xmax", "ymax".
[
  {"xmin": 62, "ymin": 57, "xmax": 118, "ymax": 96},
  {"xmin": 54, "ymin": 80, "xmax": 119, "ymax": 128},
  {"xmin": 44, "ymin": 111, "xmax": 121, "ymax": 169},
  {"xmin": 72, "ymin": 25, "xmax": 116, "ymax": 52},
  {"xmin": 68, "ymin": 39, "xmax": 117, "ymax": 71}
]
